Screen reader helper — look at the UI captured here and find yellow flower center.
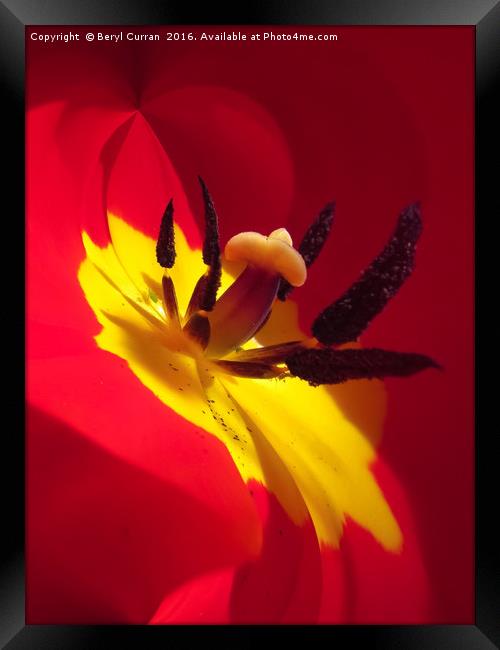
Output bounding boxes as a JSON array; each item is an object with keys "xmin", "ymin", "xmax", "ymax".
[{"xmin": 78, "ymin": 212, "xmax": 402, "ymax": 550}]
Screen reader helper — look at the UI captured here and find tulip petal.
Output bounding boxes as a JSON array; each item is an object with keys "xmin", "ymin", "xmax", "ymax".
[
  {"xmin": 143, "ymin": 85, "xmax": 295, "ymax": 242},
  {"xmin": 27, "ymin": 400, "xmax": 261, "ymax": 623},
  {"xmin": 321, "ymin": 458, "xmax": 430, "ymax": 623},
  {"xmin": 223, "ymin": 373, "xmax": 401, "ymax": 549},
  {"xmin": 150, "ymin": 482, "xmax": 324, "ymax": 624},
  {"xmin": 230, "ymin": 482, "xmax": 322, "ymax": 623},
  {"xmin": 150, "ymin": 567, "xmax": 237, "ymax": 624},
  {"xmin": 27, "ymin": 97, "xmax": 263, "ymax": 624}
]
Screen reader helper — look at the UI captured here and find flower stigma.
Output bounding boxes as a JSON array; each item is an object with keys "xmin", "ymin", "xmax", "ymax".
[{"xmin": 204, "ymin": 228, "xmax": 306, "ymax": 358}]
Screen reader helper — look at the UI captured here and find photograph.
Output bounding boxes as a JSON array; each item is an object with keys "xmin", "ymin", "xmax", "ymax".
[{"xmin": 25, "ymin": 23, "xmax": 474, "ymax": 628}]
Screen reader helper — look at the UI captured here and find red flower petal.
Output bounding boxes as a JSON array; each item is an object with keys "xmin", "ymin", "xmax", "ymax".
[
  {"xmin": 27, "ymin": 352, "xmax": 262, "ymax": 623},
  {"xmin": 150, "ymin": 567, "xmax": 237, "ymax": 624},
  {"xmin": 27, "ymin": 74, "xmax": 262, "ymax": 624},
  {"xmin": 151, "ymin": 482, "xmax": 323, "ymax": 624},
  {"xmin": 149, "ymin": 465, "xmax": 431, "ymax": 624},
  {"xmin": 319, "ymin": 457, "xmax": 429, "ymax": 623}
]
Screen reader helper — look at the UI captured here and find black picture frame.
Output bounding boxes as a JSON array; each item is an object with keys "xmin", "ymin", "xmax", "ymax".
[{"xmin": 3, "ymin": 0, "xmax": 494, "ymax": 647}]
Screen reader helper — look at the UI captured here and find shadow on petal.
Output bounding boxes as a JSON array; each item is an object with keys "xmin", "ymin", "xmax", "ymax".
[
  {"xmin": 27, "ymin": 407, "xmax": 260, "ymax": 624},
  {"xmin": 256, "ymin": 299, "xmax": 386, "ymax": 448},
  {"xmin": 230, "ymin": 482, "xmax": 323, "ymax": 624}
]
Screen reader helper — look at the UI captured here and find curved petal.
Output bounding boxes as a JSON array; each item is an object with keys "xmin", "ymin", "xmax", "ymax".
[
  {"xmin": 142, "ymin": 84, "xmax": 295, "ymax": 244},
  {"xmin": 321, "ymin": 457, "xmax": 430, "ymax": 623},
  {"xmin": 151, "ymin": 483, "xmax": 323, "ymax": 624},
  {"xmin": 27, "ymin": 82, "xmax": 262, "ymax": 623},
  {"xmin": 27, "ymin": 406, "xmax": 260, "ymax": 623},
  {"xmin": 105, "ymin": 112, "xmax": 201, "ymax": 247},
  {"xmin": 150, "ymin": 567, "xmax": 237, "ymax": 624},
  {"xmin": 149, "ymin": 465, "xmax": 430, "ymax": 624},
  {"xmin": 229, "ymin": 482, "xmax": 322, "ymax": 624}
]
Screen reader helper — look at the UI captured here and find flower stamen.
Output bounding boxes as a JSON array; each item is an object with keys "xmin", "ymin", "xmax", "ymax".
[
  {"xmin": 161, "ymin": 274, "xmax": 180, "ymax": 326},
  {"xmin": 155, "ymin": 198, "xmax": 176, "ymax": 268},
  {"xmin": 149, "ymin": 183, "xmax": 437, "ymax": 383},
  {"xmin": 312, "ymin": 203, "xmax": 422, "ymax": 346},
  {"xmin": 183, "ymin": 311, "xmax": 211, "ymax": 350},
  {"xmin": 197, "ymin": 177, "xmax": 222, "ymax": 312},
  {"xmin": 214, "ymin": 359, "xmax": 286, "ymax": 379},
  {"xmin": 286, "ymin": 347, "xmax": 441, "ymax": 386},
  {"xmin": 278, "ymin": 201, "xmax": 335, "ymax": 300},
  {"xmin": 227, "ymin": 340, "xmax": 314, "ymax": 364},
  {"xmin": 183, "ymin": 180, "xmax": 222, "ymax": 322}
]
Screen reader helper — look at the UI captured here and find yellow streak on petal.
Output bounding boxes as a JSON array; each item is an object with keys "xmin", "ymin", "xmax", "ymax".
[
  {"xmin": 106, "ymin": 213, "xmax": 233, "ymax": 315},
  {"xmin": 78, "ymin": 215, "xmax": 402, "ymax": 550},
  {"xmin": 79, "ymin": 214, "xmax": 270, "ymax": 486},
  {"xmin": 222, "ymin": 373, "xmax": 401, "ymax": 549}
]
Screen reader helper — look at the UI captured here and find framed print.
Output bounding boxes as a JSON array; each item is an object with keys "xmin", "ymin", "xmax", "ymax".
[{"xmin": 1, "ymin": 0, "xmax": 495, "ymax": 647}]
